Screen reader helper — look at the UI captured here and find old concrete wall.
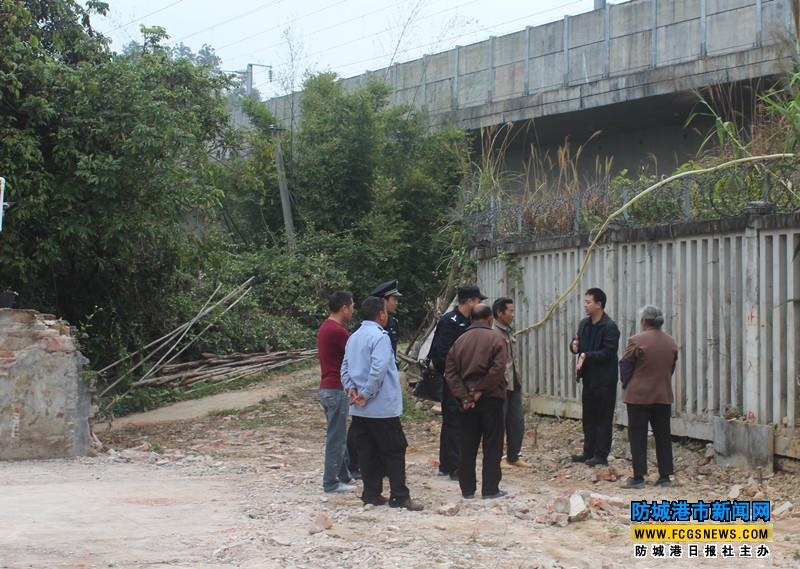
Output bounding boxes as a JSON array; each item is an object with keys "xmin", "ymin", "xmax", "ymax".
[{"xmin": 0, "ymin": 309, "xmax": 91, "ymax": 460}]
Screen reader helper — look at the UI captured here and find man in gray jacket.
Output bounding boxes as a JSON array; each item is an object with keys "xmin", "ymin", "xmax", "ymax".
[{"xmin": 493, "ymin": 297, "xmax": 529, "ymax": 468}]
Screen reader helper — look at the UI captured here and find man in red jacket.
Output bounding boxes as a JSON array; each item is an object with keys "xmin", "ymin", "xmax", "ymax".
[
  {"xmin": 317, "ymin": 290, "xmax": 356, "ymax": 493},
  {"xmin": 445, "ymin": 303, "xmax": 508, "ymax": 500}
]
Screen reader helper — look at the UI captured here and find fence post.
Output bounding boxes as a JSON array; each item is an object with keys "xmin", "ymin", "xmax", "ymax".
[
  {"xmin": 742, "ymin": 209, "xmax": 761, "ymax": 420},
  {"xmin": 604, "ymin": 223, "xmax": 620, "ymax": 320},
  {"xmin": 683, "ymin": 181, "xmax": 692, "ymax": 221},
  {"xmin": 622, "ymin": 187, "xmax": 630, "ymax": 222}
]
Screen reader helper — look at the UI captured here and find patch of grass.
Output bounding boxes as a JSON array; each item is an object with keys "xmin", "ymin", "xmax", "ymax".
[
  {"xmin": 150, "ymin": 442, "xmax": 163, "ymax": 454},
  {"xmin": 402, "ymin": 390, "xmax": 427, "ymax": 422}
]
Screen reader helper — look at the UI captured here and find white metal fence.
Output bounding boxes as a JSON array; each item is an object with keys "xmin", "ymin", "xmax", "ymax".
[{"xmin": 476, "ymin": 213, "xmax": 800, "ymax": 458}]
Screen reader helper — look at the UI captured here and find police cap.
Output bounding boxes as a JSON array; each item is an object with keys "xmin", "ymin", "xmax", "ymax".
[
  {"xmin": 370, "ymin": 279, "xmax": 402, "ymax": 298},
  {"xmin": 457, "ymin": 285, "xmax": 488, "ymax": 302}
]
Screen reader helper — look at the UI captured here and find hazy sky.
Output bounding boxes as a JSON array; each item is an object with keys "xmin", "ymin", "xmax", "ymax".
[{"xmin": 93, "ymin": 0, "xmax": 625, "ymax": 98}]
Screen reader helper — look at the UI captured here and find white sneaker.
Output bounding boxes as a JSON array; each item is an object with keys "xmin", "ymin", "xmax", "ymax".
[{"xmin": 325, "ymin": 482, "xmax": 356, "ymax": 494}]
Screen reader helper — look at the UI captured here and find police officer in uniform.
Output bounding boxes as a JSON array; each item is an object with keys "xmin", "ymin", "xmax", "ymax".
[
  {"xmin": 346, "ymin": 279, "xmax": 403, "ymax": 479},
  {"xmin": 369, "ymin": 279, "xmax": 402, "ymax": 354},
  {"xmin": 428, "ymin": 285, "xmax": 488, "ymax": 479}
]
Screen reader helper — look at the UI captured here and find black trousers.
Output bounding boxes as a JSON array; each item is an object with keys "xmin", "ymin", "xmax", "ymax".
[
  {"xmin": 350, "ymin": 415, "xmax": 410, "ymax": 505},
  {"xmin": 503, "ymin": 388, "xmax": 524, "ymax": 462},
  {"xmin": 627, "ymin": 403, "xmax": 673, "ymax": 479},
  {"xmin": 581, "ymin": 381, "xmax": 616, "ymax": 460},
  {"xmin": 459, "ymin": 396, "xmax": 504, "ymax": 497},
  {"xmin": 346, "ymin": 421, "xmax": 359, "ymax": 472},
  {"xmin": 438, "ymin": 382, "xmax": 462, "ymax": 474}
]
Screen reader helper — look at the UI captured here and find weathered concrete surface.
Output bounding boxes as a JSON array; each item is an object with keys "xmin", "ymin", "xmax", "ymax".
[
  {"xmin": 0, "ymin": 309, "xmax": 91, "ymax": 460},
  {"xmin": 268, "ymin": 0, "xmax": 792, "ymax": 132},
  {"xmin": 713, "ymin": 416, "xmax": 775, "ymax": 471}
]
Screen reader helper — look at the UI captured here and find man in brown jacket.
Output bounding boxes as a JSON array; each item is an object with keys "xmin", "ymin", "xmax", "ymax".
[
  {"xmin": 445, "ymin": 303, "xmax": 508, "ymax": 499},
  {"xmin": 619, "ymin": 305, "xmax": 678, "ymax": 489}
]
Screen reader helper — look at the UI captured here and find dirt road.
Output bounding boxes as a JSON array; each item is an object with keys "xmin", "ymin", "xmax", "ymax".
[{"xmin": 1, "ymin": 366, "xmax": 798, "ymax": 568}]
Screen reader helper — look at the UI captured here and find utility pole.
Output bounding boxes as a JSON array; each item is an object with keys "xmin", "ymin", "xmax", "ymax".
[
  {"xmin": 245, "ymin": 63, "xmax": 273, "ymax": 97},
  {"xmin": 0, "ymin": 177, "xmax": 7, "ymax": 232},
  {"xmin": 268, "ymin": 126, "xmax": 296, "ymax": 249}
]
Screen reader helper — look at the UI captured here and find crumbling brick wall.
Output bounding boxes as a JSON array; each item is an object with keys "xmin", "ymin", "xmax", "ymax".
[{"xmin": 0, "ymin": 309, "xmax": 91, "ymax": 460}]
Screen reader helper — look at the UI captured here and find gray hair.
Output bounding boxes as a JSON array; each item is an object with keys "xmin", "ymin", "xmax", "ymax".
[{"xmin": 639, "ymin": 305, "xmax": 665, "ymax": 329}]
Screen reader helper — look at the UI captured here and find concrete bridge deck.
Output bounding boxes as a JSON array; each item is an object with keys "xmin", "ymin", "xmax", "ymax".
[{"xmin": 267, "ymin": 0, "xmax": 794, "ymax": 132}]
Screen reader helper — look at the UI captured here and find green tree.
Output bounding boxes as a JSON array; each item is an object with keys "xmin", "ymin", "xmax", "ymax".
[{"xmin": 0, "ymin": 1, "xmax": 234, "ymax": 365}]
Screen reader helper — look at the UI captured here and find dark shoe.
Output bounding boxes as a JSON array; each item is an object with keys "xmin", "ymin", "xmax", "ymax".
[
  {"xmin": 655, "ymin": 476, "xmax": 672, "ymax": 487},
  {"xmin": 585, "ymin": 457, "xmax": 608, "ymax": 467},
  {"xmin": 482, "ymin": 490, "xmax": 508, "ymax": 500},
  {"xmin": 622, "ymin": 477, "xmax": 645, "ymax": 489},
  {"xmin": 363, "ymin": 495, "xmax": 388, "ymax": 506},
  {"xmin": 448, "ymin": 469, "xmax": 459, "ymax": 481},
  {"xmin": 570, "ymin": 454, "xmax": 588, "ymax": 463},
  {"xmin": 462, "ymin": 493, "xmax": 475, "ymax": 499},
  {"xmin": 389, "ymin": 498, "xmax": 424, "ymax": 511}
]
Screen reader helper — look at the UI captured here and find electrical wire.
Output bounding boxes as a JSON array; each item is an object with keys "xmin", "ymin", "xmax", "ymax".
[
  {"xmin": 243, "ymin": 0, "xmax": 480, "ymax": 67},
  {"xmin": 176, "ymin": 0, "xmax": 286, "ymax": 42},
  {"xmin": 253, "ymin": 0, "xmax": 581, "ymax": 89},
  {"xmin": 106, "ymin": 0, "xmax": 185, "ymax": 33},
  {"xmin": 222, "ymin": 0, "xmax": 435, "ymax": 54},
  {"xmin": 253, "ymin": 0, "xmax": 584, "ymax": 90},
  {"xmin": 220, "ymin": 0, "xmax": 350, "ymax": 59},
  {"xmin": 332, "ymin": 0, "xmax": 585, "ymax": 75}
]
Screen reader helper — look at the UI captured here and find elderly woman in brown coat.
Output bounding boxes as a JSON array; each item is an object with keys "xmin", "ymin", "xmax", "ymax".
[{"xmin": 619, "ymin": 305, "xmax": 678, "ymax": 489}]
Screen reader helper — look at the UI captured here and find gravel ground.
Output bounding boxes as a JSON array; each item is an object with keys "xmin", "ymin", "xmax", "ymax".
[{"xmin": 1, "ymin": 366, "xmax": 798, "ymax": 568}]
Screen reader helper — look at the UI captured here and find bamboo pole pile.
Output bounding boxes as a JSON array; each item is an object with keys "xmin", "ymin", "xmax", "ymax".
[{"xmin": 132, "ymin": 349, "xmax": 316, "ymax": 388}]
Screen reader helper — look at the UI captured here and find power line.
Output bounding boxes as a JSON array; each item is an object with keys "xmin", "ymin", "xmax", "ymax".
[
  {"xmin": 176, "ymin": 0, "xmax": 286, "ymax": 42},
  {"xmin": 255, "ymin": 0, "xmax": 583, "ymax": 91},
  {"xmin": 240, "ymin": 0, "xmax": 478, "ymax": 69},
  {"xmin": 107, "ymin": 0, "xmax": 185, "ymax": 33},
  {"xmin": 222, "ymin": 0, "xmax": 418, "ymax": 54},
  {"xmin": 218, "ymin": 0, "xmax": 350, "ymax": 54},
  {"xmin": 299, "ymin": 0, "xmax": 481, "ymax": 64}
]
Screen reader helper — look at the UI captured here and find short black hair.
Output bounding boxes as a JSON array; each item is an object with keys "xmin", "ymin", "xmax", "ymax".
[
  {"xmin": 360, "ymin": 296, "xmax": 386, "ymax": 322},
  {"xmin": 492, "ymin": 297, "xmax": 513, "ymax": 318},
  {"xmin": 585, "ymin": 287, "xmax": 607, "ymax": 309},
  {"xmin": 328, "ymin": 290, "xmax": 353, "ymax": 313},
  {"xmin": 470, "ymin": 303, "xmax": 492, "ymax": 321}
]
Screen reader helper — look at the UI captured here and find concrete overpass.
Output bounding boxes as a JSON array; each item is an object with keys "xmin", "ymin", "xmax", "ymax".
[{"xmin": 267, "ymin": 0, "xmax": 794, "ymax": 174}]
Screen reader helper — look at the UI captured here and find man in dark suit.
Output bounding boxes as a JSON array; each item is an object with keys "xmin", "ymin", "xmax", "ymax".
[{"xmin": 569, "ymin": 287, "xmax": 620, "ymax": 467}]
